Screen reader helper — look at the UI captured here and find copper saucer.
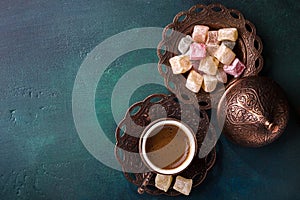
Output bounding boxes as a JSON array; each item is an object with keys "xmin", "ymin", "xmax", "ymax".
[
  {"xmin": 157, "ymin": 3, "xmax": 263, "ymax": 109},
  {"xmin": 115, "ymin": 94, "xmax": 217, "ymax": 196}
]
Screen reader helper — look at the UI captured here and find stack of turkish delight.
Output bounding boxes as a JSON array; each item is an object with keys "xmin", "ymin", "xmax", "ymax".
[
  {"xmin": 155, "ymin": 174, "xmax": 193, "ymax": 196},
  {"xmin": 169, "ymin": 25, "xmax": 246, "ymax": 93}
]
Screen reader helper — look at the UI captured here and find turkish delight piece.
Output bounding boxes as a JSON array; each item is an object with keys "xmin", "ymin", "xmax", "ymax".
[
  {"xmin": 169, "ymin": 55, "xmax": 192, "ymax": 74},
  {"xmin": 155, "ymin": 174, "xmax": 173, "ymax": 192},
  {"xmin": 173, "ymin": 176, "xmax": 193, "ymax": 196},
  {"xmin": 206, "ymin": 44, "xmax": 219, "ymax": 56},
  {"xmin": 217, "ymin": 28, "xmax": 238, "ymax": 42},
  {"xmin": 178, "ymin": 35, "xmax": 193, "ymax": 54},
  {"xmin": 222, "ymin": 40, "xmax": 236, "ymax": 50},
  {"xmin": 185, "ymin": 70, "xmax": 203, "ymax": 93},
  {"xmin": 192, "ymin": 25, "xmax": 209, "ymax": 43},
  {"xmin": 191, "ymin": 60, "xmax": 200, "ymax": 71},
  {"xmin": 190, "ymin": 43, "xmax": 206, "ymax": 60},
  {"xmin": 198, "ymin": 56, "xmax": 219, "ymax": 75},
  {"xmin": 184, "ymin": 47, "xmax": 192, "ymax": 56},
  {"xmin": 206, "ymin": 31, "xmax": 220, "ymax": 45},
  {"xmin": 216, "ymin": 68, "xmax": 228, "ymax": 83},
  {"xmin": 213, "ymin": 43, "xmax": 236, "ymax": 65},
  {"xmin": 202, "ymin": 74, "xmax": 218, "ymax": 93},
  {"xmin": 223, "ymin": 58, "xmax": 246, "ymax": 77}
]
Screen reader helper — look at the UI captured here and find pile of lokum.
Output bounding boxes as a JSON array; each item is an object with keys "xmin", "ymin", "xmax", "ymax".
[
  {"xmin": 169, "ymin": 25, "xmax": 246, "ymax": 93},
  {"xmin": 155, "ymin": 174, "xmax": 193, "ymax": 196}
]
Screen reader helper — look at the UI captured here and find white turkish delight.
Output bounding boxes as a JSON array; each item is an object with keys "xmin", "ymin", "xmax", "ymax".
[
  {"xmin": 198, "ymin": 56, "xmax": 219, "ymax": 75},
  {"xmin": 178, "ymin": 35, "xmax": 193, "ymax": 54},
  {"xmin": 202, "ymin": 74, "xmax": 218, "ymax": 92},
  {"xmin": 173, "ymin": 176, "xmax": 193, "ymax": 196}
]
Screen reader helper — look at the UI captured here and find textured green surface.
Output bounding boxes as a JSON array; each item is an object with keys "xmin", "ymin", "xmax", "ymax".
[{"xmin": 0, "ymin": 0, "xmax": 299, "ymax": 199}]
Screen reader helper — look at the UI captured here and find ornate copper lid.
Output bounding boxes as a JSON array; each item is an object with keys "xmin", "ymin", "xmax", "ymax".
[{"xmin": 217, "ymin": 76, "xmax": 289, "ymax": 147}]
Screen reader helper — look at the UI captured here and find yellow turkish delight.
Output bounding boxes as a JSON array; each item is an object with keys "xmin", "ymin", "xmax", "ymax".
[
  {"xmin": 213, "ymin": 43, "xmax": 236, "ymax": 65},
  {"xmin": 185, "ymin": 70, "xmax": 203, "ymax": 93},
  {"xmin": 155, "ymin": 174, "xmax": 173, "ymax": 192},
  {"xmin": 169, "ymin": 55, "xmax": 192, "ymax": 74},
  {"xmin": 217, "ymin": 28, "xmax": 238, "ymax": 42}
]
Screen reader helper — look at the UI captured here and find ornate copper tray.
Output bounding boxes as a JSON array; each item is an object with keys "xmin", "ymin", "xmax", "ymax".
[
  {"xmin": 157, "ymin": 3, "xmax": 263, "ymax": 109},
  {"xmin": 115, "ymin": 94, "xmax": 217, "ymax": 196}
]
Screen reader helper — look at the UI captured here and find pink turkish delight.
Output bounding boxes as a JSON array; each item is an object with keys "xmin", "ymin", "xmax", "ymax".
[
  {"xmin": 223, "ymin": 58, "xmax": 246, "ymax": 77},
  {"xmin": 189, "ymin": 43, "xmax": 206, "ymax": 60}
]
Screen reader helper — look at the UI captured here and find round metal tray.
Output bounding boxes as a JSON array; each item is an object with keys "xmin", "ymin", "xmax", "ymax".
[
  {"xmin": 115, "ymin": 94, "xmax": 217, "ymax": 196},
  {"xmin": 157, "ymin": 3, "xmax": 263, "ymax": 109}
]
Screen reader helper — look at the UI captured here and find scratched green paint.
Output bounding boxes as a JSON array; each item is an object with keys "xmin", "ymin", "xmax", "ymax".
[{"xmin": 0, "ymin": 0, "xmax": 299, "ymax": 199}]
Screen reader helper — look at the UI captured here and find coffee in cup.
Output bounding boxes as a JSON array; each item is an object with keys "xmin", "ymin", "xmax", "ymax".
[{"xmin": 139, "ymin": 118, "xmax": 197, "ymax": 175}]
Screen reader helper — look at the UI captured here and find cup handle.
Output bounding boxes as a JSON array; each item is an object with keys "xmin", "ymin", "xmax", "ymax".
[{"xmin": 137, "ymin": 172, "xmax": 153, "ymax": 194}]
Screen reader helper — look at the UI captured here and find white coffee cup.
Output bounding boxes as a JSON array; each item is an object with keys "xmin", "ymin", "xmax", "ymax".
[{"xmin": 139, "ymin": 118, "xmax": 197, "ymax": 175}]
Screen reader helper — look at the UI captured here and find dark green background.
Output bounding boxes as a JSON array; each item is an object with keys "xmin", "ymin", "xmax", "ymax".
[{"xmin": 0, "ymin": 0, "xmax": 299, "ymax": 199}]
